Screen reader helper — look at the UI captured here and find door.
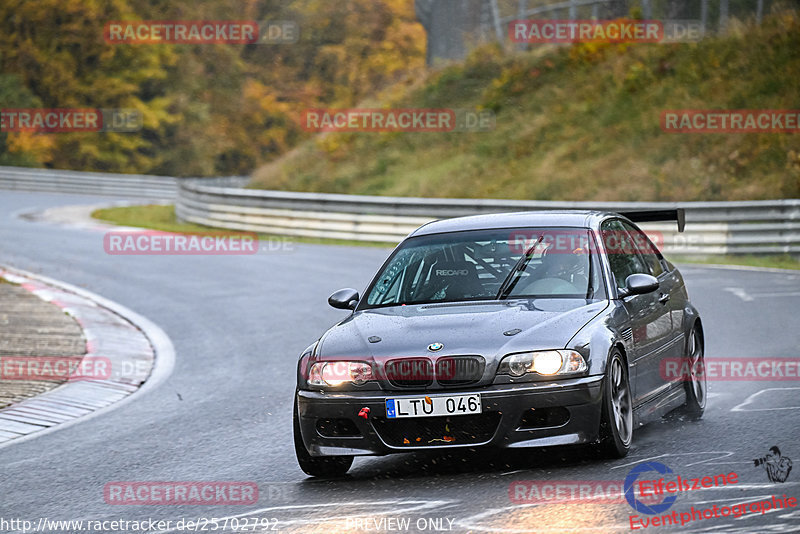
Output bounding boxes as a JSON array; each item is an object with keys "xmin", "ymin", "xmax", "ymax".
[
  {"xmin": 601, "ymin": 219, "xmax": 673, "ymax": 405},
  {"xmin": 622, "ymin": 221, "xmax": 687, "ymax": 385}
]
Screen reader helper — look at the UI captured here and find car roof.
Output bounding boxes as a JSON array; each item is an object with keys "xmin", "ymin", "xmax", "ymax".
[{"xmin": 408, "ymin": 210, "xmax": 623, "ymax": 237}]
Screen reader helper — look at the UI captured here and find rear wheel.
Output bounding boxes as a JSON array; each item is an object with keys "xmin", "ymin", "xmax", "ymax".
[
  {"xmin": 597, "ymin": 350, "xmax": 633, "ymax": 458},
  {"xmin": 293, "ymin": 398, "xmax": 353, "ymax": 478},
  {"xmin": 680, "ymin": 326, "xmax": 706, "ymax": 420}
]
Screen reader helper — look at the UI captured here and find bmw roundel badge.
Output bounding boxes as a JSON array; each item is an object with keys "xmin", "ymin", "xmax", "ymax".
[{"xmin": 428, "ymin": 342, "xmax": 444, "ymax": 352}]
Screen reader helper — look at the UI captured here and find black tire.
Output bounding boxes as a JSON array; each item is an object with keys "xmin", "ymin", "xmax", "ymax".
[
  {"xmin": 597, "ymin": 350, "xmax": 633, "ymax": 458},
  {"xmin": 679, "ymin": 326, "xmax": 706, "ymax": 420},
  {"xmin": 293, "ymin": 398, "xmax": 353, "ymax": 478}
]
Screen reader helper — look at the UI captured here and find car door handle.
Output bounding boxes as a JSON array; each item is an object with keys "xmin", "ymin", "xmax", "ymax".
[{"xmin": 658, "ymin": 293, "xmax": 670, "ymax": 304}]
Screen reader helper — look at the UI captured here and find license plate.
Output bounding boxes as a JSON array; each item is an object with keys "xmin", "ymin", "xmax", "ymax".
[{"xmin": 385, "ymin": 394, "xmax": 481, "ymax": 419}]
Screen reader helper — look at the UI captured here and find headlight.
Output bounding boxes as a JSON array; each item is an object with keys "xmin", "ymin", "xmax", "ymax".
[
  {"xmin": 505, "ymin": 353, "xmax": 533, "ymax": 377},
  {"xmin": 348, "ymin": 362, "xmax": 373, "ymax": 385},
  {"xmin": 308, "ymin": 361, "xmax": 374, "ymax": 387},
  {"xmin": 497, "ymin": 350, "xmax": 587, "ymax": 377},
  {"xmin": 533, "ymin": 351, "xmax": 563, "ymax": 374}
]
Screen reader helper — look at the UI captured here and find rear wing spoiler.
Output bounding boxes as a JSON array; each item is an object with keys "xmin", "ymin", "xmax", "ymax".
[{"xmin": 618, "ymin": 209, "xmax": 685, "ymax": 232}]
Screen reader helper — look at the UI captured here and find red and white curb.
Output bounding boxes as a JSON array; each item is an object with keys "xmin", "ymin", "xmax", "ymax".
[{"xmin": 0, "ymin": 264, "xmax": 174, "ymax": 447}]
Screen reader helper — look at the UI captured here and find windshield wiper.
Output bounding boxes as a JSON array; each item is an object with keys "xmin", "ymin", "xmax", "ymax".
[{"xmin": 495, "ymin": 235, "xmax": 543, "ymax": 300}]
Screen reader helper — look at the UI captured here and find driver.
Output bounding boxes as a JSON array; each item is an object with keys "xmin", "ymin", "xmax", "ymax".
[{"xmin": 518, "ymin": 246, "xmax": 589, "ymax": 295}]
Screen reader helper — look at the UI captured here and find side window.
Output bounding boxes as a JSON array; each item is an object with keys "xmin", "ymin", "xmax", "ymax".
[
  {"xmin": 621, "ymin": 221, "xmax": 664, "ymax": 278},
  {"xmin": 600, "ymin": 219, "xmax": 649, "ymax": 290}
]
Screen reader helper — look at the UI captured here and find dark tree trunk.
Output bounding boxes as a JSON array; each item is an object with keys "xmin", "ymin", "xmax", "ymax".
[
  {"xmin": 667, "ymin": 0, "xmax": 693, "ymax": 19},
  {"xmin": 606, "ymin": 0, "xmax": 629, "ymax": 18}
]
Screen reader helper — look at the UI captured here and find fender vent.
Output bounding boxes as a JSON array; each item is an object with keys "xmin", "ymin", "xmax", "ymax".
[{"xmin": 622, "ymin": 328, "xmax": 633, "ymax": 342}]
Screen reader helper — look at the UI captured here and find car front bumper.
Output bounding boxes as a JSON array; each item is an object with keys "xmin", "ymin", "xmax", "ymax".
[{"xmin": 296, "ymin": 375, "xmax": 604, "ymax": 457}]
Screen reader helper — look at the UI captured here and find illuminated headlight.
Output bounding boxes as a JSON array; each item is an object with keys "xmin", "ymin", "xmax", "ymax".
[
  {"xmin": 498, "ymin": 350, "xmax": 587, "ymax": 377},
  {"xmin": 308, "ymin": 361, "xmax": 374, "ymax": 387},
  {"xmin": 533, "ymin": 351, "xmax": 564, "ymax": 374}
]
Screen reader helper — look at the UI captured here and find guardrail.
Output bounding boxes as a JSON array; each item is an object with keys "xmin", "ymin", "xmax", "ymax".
[
  {"xmin": 0, "ymin": 166, "xmax": 796, "ymax": 255},
  {"xmin": 176, "ymin": 178, "xmax": 800, "ymax": 256},
  {"xmin": 0, "ymin": 166, "xmax": 178, "ymax": 200},
  {"xmin": 418, "ymin": 0, "xmax": 766, "ymax": 65}
]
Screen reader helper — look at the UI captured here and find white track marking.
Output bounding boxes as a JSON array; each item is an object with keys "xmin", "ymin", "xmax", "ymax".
[
  {"xmin": 724, "ymin": 287, "xmax": 754, "ymax": 301},
  {"xmin": 731, "ymin": 388, "xmax": 800, "ymax": 412},
  {"xmin": 150, "ymin": 499, "xmax": 457, "ymax": 533},
  {"xmin": 610, "ymin": 451, "xmax": 735, "ymax": 470},
  {"xmin": 456, "ymin": 503, "xmax": 631, "ymax": 533}
]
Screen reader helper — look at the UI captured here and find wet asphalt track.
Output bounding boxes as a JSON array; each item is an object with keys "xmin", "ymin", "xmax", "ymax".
[{"xmin": 1, "ymin": 190, "xmax": 799, "ymax": 534}]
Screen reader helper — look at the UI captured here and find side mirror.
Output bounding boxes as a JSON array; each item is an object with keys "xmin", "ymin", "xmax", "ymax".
[
  {"xmin": 619, "ymin": 274, "xmax": 659, "ymax": 298},
  {"xmin": 328, "ymin": 288, "xmax": 359, "ymax": 310}
]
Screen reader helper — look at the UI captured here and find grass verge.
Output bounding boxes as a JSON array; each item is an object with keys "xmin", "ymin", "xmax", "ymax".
[{"xmin": 90, "ymin": 205, "xmax": 396, "ymax": 248}]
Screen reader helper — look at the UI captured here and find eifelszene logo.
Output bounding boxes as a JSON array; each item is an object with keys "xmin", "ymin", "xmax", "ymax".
[{"xmin": 625, "ymin": 462, "xmax": 678, "ymax": 515}]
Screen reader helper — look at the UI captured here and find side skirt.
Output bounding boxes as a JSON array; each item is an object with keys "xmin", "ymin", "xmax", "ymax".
[{"xmin": 633, "ymin": 383, "xmax": 687, "ymax": 428}]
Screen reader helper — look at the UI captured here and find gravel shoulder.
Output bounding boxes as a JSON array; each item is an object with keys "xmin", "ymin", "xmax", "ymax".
[{"xmin": 0, "ymin": 279, "xmax": 86, "ymax": 408}]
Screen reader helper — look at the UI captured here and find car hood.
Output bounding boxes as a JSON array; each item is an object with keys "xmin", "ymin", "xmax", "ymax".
[{"xmin": 317, "ymin": 299, "xmax": 608, "ymax": 363}]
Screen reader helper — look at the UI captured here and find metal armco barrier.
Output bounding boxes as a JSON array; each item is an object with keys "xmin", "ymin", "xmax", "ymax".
[
  {"xmin": 176, "ymin": 178, "xmax": 800, "ymax": 256},
  {"xmin": 0, "ymin": 166, "xmax": 797, "ymax": 255},
  {"xmin": 0, "ymin": 166, "xmax": 177, "ymax": 200}
]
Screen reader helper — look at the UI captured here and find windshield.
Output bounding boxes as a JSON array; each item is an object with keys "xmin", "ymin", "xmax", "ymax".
[{"xmin": 363, "ymin": 228, "xmax": 605, "ymax": 309}]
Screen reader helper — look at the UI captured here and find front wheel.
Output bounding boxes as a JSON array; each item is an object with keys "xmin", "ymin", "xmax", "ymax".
[
  {"xmin": 679, "ymin": 326, "xmax": 706, "ymax": 420},
  {"xmin": 597, "ymin": 350, "xmax": 633, "ymax": 458},
  {"xmin": 293, "ymin": 399, "xmax": 353, "ymax": 478}
]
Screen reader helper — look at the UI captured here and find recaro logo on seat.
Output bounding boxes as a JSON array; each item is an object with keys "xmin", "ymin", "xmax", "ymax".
[{"xmin": 435, "ymin": 269, "xmax": 469, "ymax": 276}]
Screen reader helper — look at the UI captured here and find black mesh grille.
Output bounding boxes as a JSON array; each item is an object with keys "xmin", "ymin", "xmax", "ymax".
[
  {"xmin": 385, "ymin": 358, "xmax": 433, "ymax": 388},
  {"xmin": 436, "ymin": 356, "xmax": 485, "ymax": 386},
  {"xmin": 372, "ymin": 412, "xmax": 501, "ymax": 447}
]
